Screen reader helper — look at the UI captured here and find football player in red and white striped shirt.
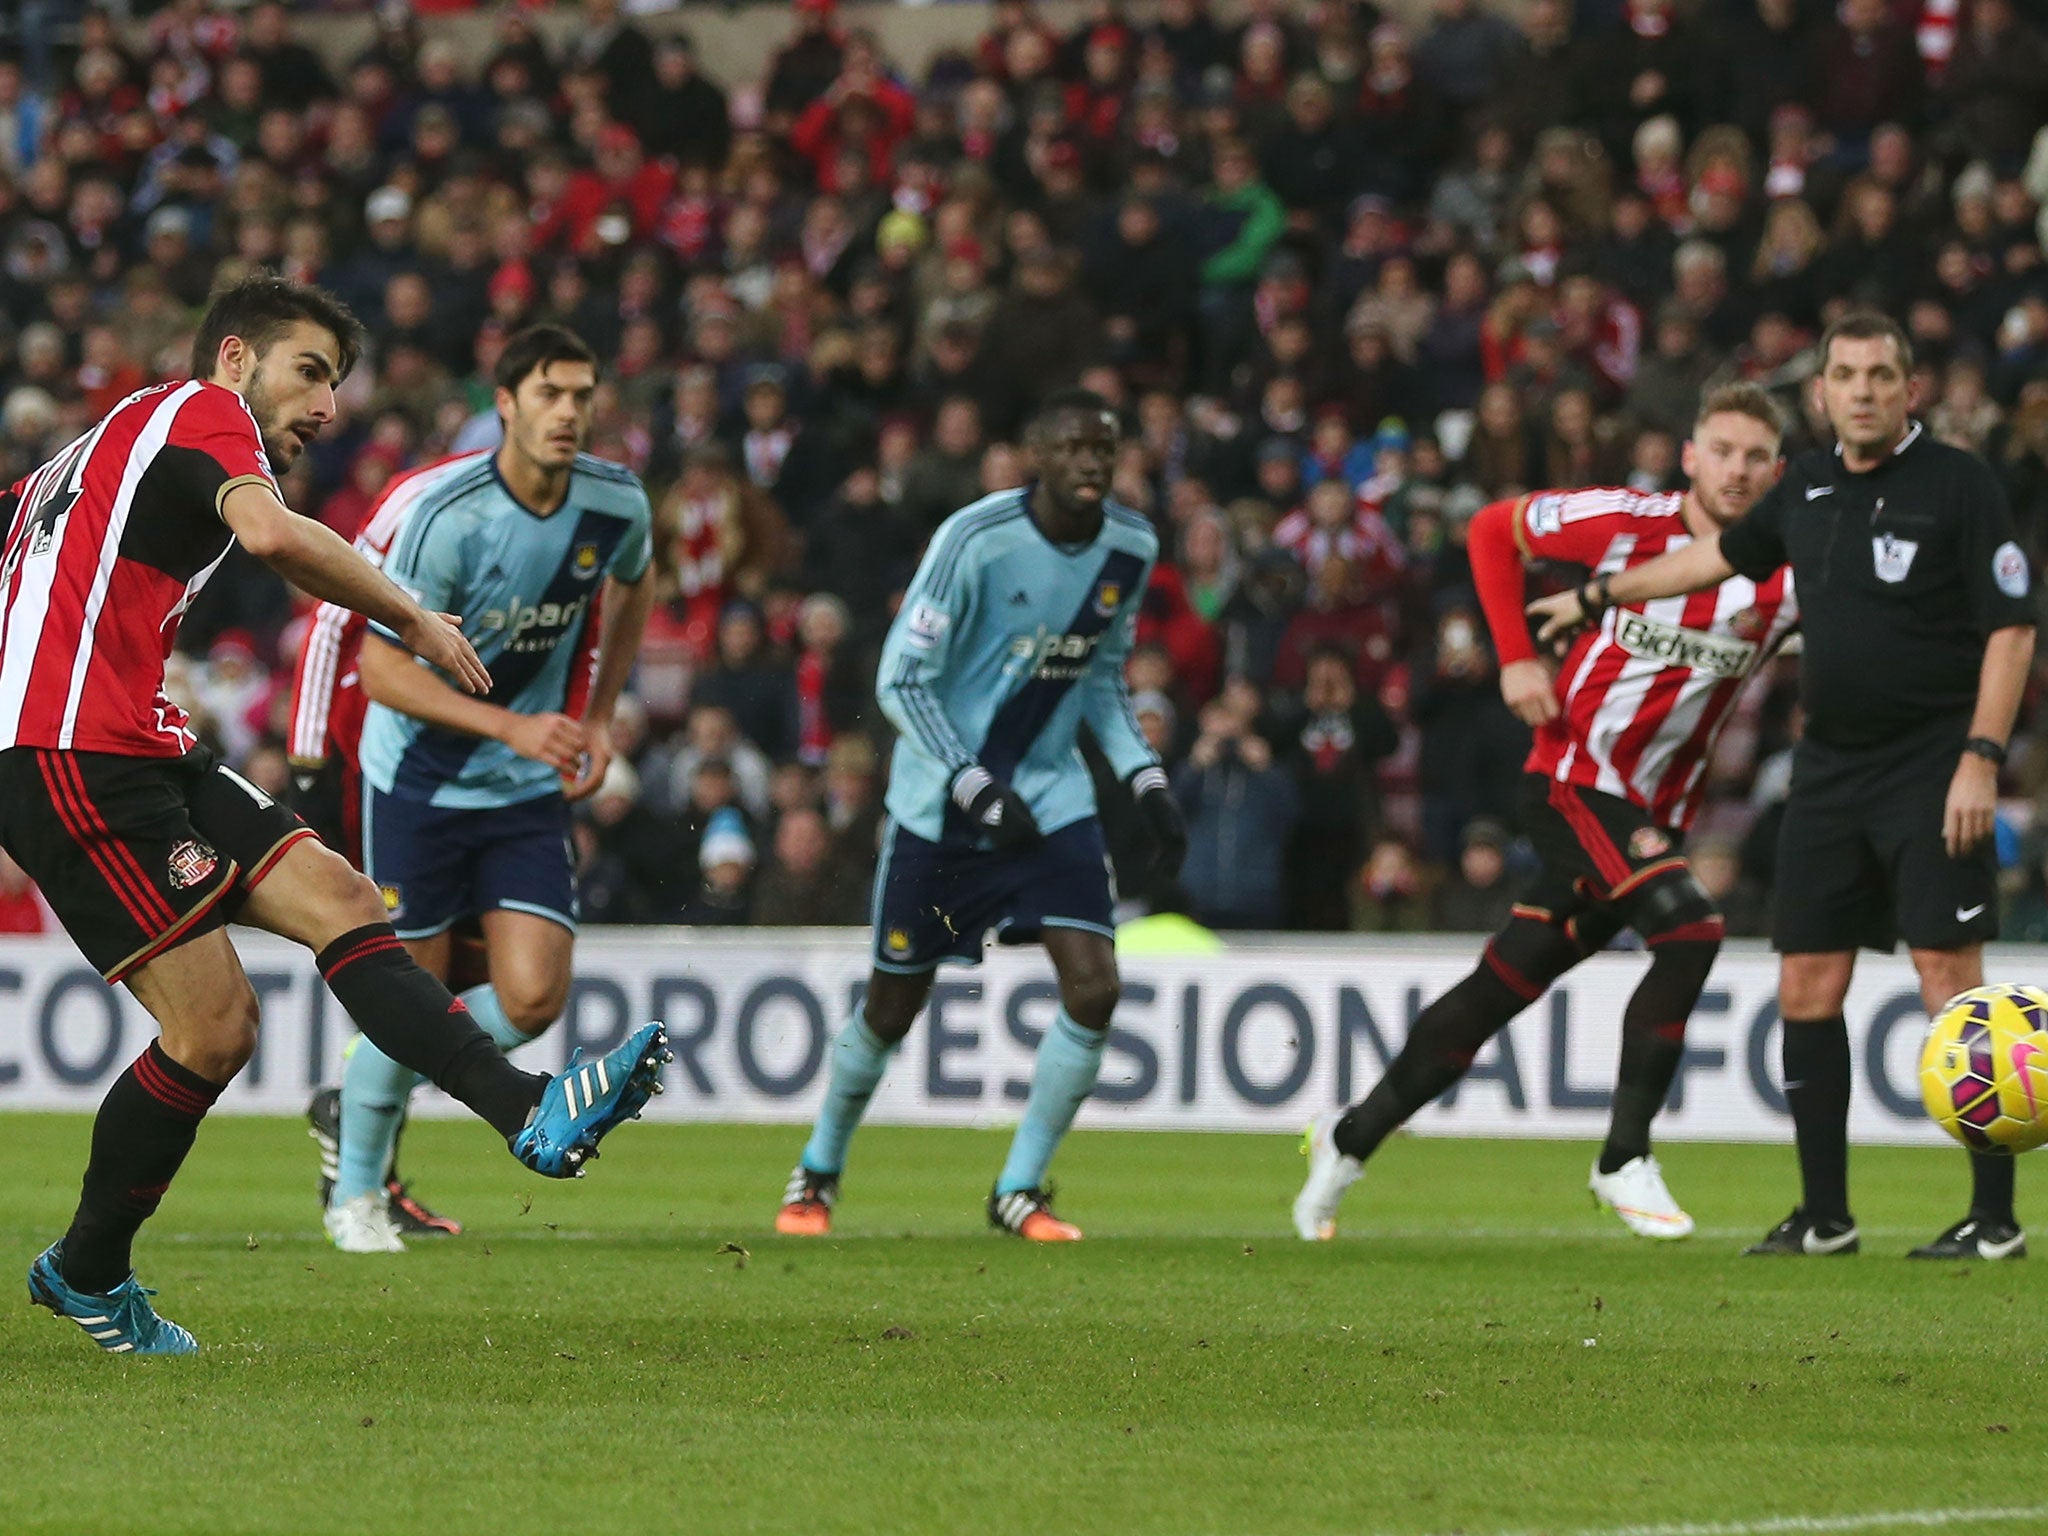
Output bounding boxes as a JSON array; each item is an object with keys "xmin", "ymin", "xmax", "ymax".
[
  {"xmin": 11, "ymin": 275, "xmax": 666, "ymax": 1355},
  {"xmin": 1296, "ymin": 383, "xmax": 1795, "ymax": 1244}
]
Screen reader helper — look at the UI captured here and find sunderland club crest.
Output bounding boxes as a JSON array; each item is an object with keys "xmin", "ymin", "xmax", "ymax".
[{"xmin": 167, "ymin": 839, "xmax": 218, "ymax": 891}]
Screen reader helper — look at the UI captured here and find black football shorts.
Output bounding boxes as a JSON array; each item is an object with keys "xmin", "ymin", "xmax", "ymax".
[
  {"xmin": 1511, "ymin": 772, "xmax": 1690, "ymax": 944},
  {"xmin": 1771, "ymin": 714, "xmax": 1998, "ymax": 954},
  {"xmin": 0, "ymin": 744, "xmax": 315, "ymax": 981}
]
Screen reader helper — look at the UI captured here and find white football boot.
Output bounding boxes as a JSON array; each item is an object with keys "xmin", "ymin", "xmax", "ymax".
[
  {"xmin": 1588, "ymin": 1154, "xmax": 1694, "ymax": 1239},
  {"xmin": 1293, "ymin": 1111, "xmax": 1364, "ymax": 1240},
  {"xmin": 324, "ymin": 1192, "xmax": 407, "ymax": 1254}
]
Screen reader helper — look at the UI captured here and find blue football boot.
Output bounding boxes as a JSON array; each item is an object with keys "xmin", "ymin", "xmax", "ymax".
[
  {"xmin": 510, "ymin": 1022, "xmax": 671, "ymax": 1178},
  {"xmin": 28, "ymin": 1242, "xmax": 197, "ymax": 1356}
]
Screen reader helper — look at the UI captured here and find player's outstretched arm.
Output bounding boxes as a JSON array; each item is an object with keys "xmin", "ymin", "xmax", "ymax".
[
  {"xmin": 1527, "ymin": 532, "xmax": 1736, "ymax": 647},
  {"xmin": 221, "ymin": 482, "xmax": 491, "ymax": 695},
  {"xmin": 566, "ymin": 570, "xmax": 656, "ymax": 802}
]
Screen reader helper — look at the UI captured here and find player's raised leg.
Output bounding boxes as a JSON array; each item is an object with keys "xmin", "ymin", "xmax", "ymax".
[
  {"xmin": 778, "ymin": 968, "xmax": 929, "ymax": 1235},
  {"xmin": 988, "ymin": 926, "xmax": 1118, "ymax": 1242},
  {"xmin": 1296, "ymin": 908, "xmax": 1596, "ymax": 1240},
  {"xmin": 28, "ymin": 931, "xmax": 261, "ymax": 1355},
  {"xmin": 328, "ymin": 908, "xmax": 570, "ymax": 1250},
  {"xmin": 241, "ymin": 836, "xmax": 667, "ymax": 1180}
]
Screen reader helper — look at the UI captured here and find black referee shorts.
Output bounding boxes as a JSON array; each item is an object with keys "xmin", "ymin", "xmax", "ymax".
[{"xmin": 1771, "ymin": 715, "xmax": 1998, "ymax": 955}]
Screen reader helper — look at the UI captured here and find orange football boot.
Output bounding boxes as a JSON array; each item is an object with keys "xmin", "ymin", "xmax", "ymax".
[
  {"xmin": 988, "ymin": 1186, "xmax": 1082, "ymax": 1241},
  {"xmin": 775, "ymin": 1166, "xmax": 838, "ymax": 1236}
]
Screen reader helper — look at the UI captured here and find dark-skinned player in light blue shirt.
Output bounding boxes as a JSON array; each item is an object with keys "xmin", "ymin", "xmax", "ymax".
[{"xmin": 776, "ymin": 389, "xmax": 1187, "ymax": 1241}]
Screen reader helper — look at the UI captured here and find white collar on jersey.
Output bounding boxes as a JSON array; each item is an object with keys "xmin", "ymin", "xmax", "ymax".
[{"xmin": 1832, "ymin": 419, "xmax": 1923, "ymax": 460}]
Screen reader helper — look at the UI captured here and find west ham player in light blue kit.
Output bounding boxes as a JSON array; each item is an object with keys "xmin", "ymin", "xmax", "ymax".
[
  {"xmin": 776, "ymin": 390, "xmax": 1187, "ymax": 1241},
  {"xmin": 323, "ymin": 325, "xmax": 657, "ymax": 1252}
]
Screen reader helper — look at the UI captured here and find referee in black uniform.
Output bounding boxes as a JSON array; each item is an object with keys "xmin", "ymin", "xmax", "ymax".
[{"xmin": 1531, "ymin": 312, "xmax": 2036, "ymax": 1259}]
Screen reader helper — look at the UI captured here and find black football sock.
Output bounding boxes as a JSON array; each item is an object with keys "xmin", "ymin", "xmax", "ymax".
[
  {"xmin": 318, "ymin": 925, "xmax": 546, "ymax": 1139},
  {"xmin": 1781, "ymin": 1014, "xmax": 1853, "ymax": 1224},
  {"xmin": 1599, "ymin": 935, "xmax": 1719, "ymax": 1174},
  {"xmin": 60, "ymin": 1043, "xmax": 223, "ymax": 1295},
  {"xmin": 1334, "ymin": 943, "xmax": 1541, "ymax": 1162},
  {"xmin": 1968, "ymin": 1150, "xmax": 2017, "ymax": 1226}
]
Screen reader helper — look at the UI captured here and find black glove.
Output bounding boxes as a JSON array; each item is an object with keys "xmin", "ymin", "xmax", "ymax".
[
  {"xmin": 1128, "ymin": 764, "xmax": 1187, "ymax": 878},
  {"xmin": 951, "ymin": 766, "xmax": 1042, "ymax": 852}
]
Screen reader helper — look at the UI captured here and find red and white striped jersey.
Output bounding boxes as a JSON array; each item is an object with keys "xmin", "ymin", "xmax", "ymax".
[
  {"xmin": 286, "ymin": 449, "xmax": 606, "ymax": 768},
  {"xmin": 0, "ymin": 381, "xmax": 281, "ymax": 757},
  {"xmin": 1482, "ymin": 486, "xmax": 1799, "ymax": 830},
  {"xmin": 287, "ymin": 452, "xmax": 487, "ymax": 769}
]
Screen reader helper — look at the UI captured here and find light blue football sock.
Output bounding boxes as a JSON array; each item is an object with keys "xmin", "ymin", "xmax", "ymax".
[
  {"xmin": 800, "ymin": 1011, "xmax": 899, "ymax": 1176},
  {"xmin": 997, "ymin": 1008, "xmax": 1106, "ymax": 1195},
  {"xmin": 459, "ymin": 984, "xmax": 534, "ymax": 1053},
  {"xmin": 334, "ymin": 1036, "xmax": 420, "ymax": 1205}
]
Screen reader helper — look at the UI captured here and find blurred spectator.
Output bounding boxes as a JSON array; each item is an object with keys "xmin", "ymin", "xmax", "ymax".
[
  {"xmin": 683, "ymin": 806, "xmax": 756, "ymax": 925},
  {"xmin": 1280, "ymin": 647, "xmax": 1400, "ymax": 930},
  {"xmin": 1173, "ymin": 686, "xmax": 1300, "ymax": 929},
  {"xmin": 752, "ymin": 806, "xmax": 866, "ymax": 926},
  {"xmin": 692, "ymin": 601, "xmax": 799, "ymax": 763},
  {"xmin": 1412, "ymin": 605, "xmax": 1526, "ymax": 863},
  {"xmin": 664, "ymin": 704, "xmax": 774, "ymax": 825},
  {"xmin": 1429, "ymin": 815, "xmax": 1516, "ymax": 932},
  {"xmin": 1351, "ymin": 834, "xmax": 1432, "ymax": 932}
]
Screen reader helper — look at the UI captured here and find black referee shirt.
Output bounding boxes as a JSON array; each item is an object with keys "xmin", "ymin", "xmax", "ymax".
[{"xmin": 1717, "ymin": 421, "xmax": 2035, "ymax": 751}]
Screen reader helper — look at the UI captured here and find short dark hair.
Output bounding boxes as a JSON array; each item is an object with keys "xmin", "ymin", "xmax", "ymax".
[
  {"xmin": 493, "ymin": 323, "xmax": 599, "ymax": 393},
  {"xmin": 1818, "ymin": 310, "xmax": 1913, "ymax": 374},
  {"xmin": 1695, "ymin": 382, "xmax": 1786, "ymax": 439},
  {"xmin": 192, "ymin": 272, "xmax": 363, "ymax": 382},
  {"xmin": 1029, "ymin": 387, "xmax": 1117, "ymax": 436}
]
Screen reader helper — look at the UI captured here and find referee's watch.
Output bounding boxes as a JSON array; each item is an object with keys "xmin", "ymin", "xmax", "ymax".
[{"xmin": 1963, "ymin": 736, "xmax": 2007, "ymax": 767}]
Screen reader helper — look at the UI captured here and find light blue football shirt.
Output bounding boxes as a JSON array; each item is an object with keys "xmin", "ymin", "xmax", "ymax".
[
  {"xmin": 359, "ymin": 452, "xmax": 652, "ymax": 809},
  {"xmin": 877, "ymin": 487, "xmax": 1160, "ymax": 843}
]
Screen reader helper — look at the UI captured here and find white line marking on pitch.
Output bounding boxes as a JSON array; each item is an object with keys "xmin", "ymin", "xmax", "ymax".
[{"xmin": 1465, "ymin": 1505, "xmax": 2048, "ymax": 1536}]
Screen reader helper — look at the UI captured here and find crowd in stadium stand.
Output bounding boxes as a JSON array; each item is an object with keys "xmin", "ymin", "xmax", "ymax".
[{"xmin": 3, "ymin": 0, "xmax": 2048, "ymax": 937}]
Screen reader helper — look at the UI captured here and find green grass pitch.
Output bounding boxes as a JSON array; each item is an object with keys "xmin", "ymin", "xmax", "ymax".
[{"xmin": 1, "ymin": 1114, "xmax": 2042, "ymax": 1536}]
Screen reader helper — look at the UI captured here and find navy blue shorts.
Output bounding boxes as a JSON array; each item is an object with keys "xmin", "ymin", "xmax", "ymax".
[
  {"xmin": 362, "ymin": 787, "xmax": 578, "ymax": 940},
  {"xmin": 871, "ymin": 817, "xmax": 1116, "ymax": 972}
]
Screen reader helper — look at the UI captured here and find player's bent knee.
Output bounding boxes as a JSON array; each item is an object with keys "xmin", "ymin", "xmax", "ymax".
[
  {"xmin": 1631, "ymin": 868, "xmax": 1723, "ymax": 948},
  {"xmin": 861, "ymin": 971, "xmax": 932, "ymax": 1043},
  {"xmin": 501, "ymin": 986, "xmax": 567, "ymax": 1038},
  {"xmin": 1059, "ymin": 972, "xmax": 1120, "ymax": 1031}
]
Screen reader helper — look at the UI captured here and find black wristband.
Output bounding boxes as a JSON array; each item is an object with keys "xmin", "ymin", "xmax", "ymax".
[
  {"xmin": 1579, "ymin": 573, "xmax": 1612, "ymax": 618},
  {"xmin": 1963, "ymin": 736, "xmax": 2007, "ymax": 766}
]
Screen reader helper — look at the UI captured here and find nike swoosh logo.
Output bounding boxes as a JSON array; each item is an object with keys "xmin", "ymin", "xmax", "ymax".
[
  {"xmin": 1805, "ymin": 485, "xmax": 1835, "ymax": 500},
  {"xmin": 1802, "ymin": 1224, "xmax": 1859, "ymax": 1254},
  {"xmin": 2010, "ymin": 1040, "xmax": 2042, "ymax": 1118},
  {"xmin": 1975, "ymin": 1229, "xmax": 2026, "ymax": 1259},
  {"xmin": 1957, "ymin": 904, "xmax": 1987, "ymax": 922}
]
